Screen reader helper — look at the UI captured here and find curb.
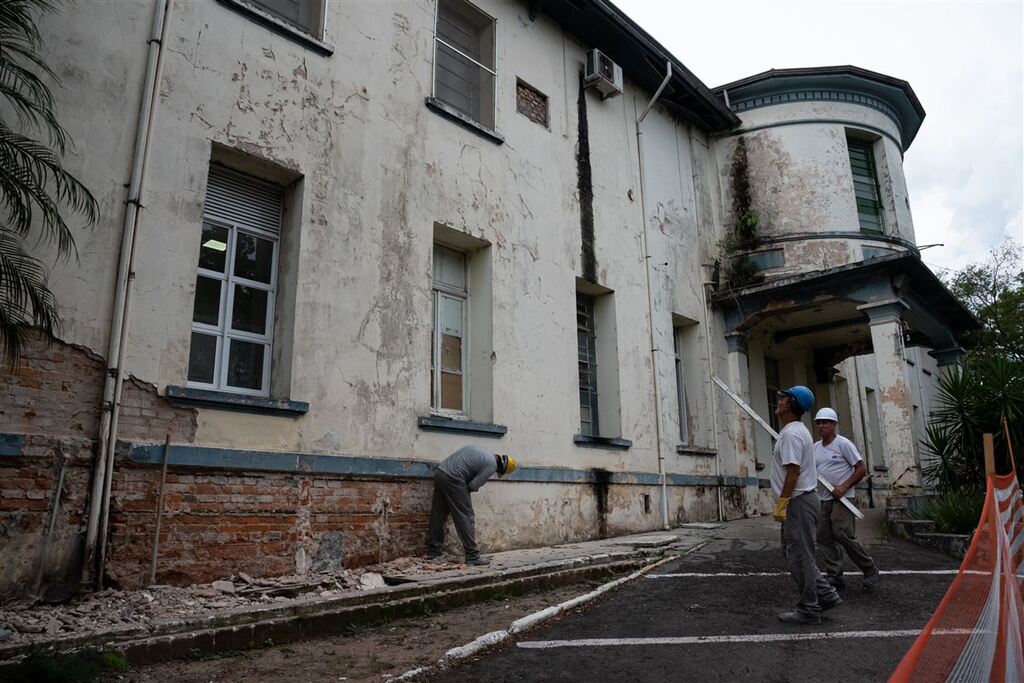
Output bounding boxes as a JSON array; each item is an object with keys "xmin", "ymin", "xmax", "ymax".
[
  {"xmin": 387, "ymin": 552, "xmax": 685, "ymax": 681},
  {"xmin": 0, "ymin": 552, "xmax": 656, "ymax": 671}
]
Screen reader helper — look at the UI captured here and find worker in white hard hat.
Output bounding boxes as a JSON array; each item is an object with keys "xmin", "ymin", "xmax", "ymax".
[
  {"xmin": 426, "ymin": 445, "xmax": 516, "ymax": 567},
  {"xmin": 813, "ymin": 407, "xmax": 879, "ymax": 591}
]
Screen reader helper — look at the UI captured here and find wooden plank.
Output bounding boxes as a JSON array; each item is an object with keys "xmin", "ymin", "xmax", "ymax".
[
  {"xmin": 712, "ymin": 376, "xmax": 864, "ymax": 520},
  {"xmin": 984, "ymin": 433, "xmax": 995, "ymax": 476}
]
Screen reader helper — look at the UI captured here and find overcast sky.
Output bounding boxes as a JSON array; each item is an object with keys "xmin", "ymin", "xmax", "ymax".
[{"xmin": 613, "ymin": 0, "xmax": 1024, "ymax": 276}]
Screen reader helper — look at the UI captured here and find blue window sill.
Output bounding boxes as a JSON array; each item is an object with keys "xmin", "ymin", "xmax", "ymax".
[
  {"xmin": 574, "ymin": 434, "xmax": 632, "ymax": 451},
  {"xmin": 0, "ymin": 433, "xmax": 24, "ymax": 457},
  {"xmin": 214, "ymin": 0, "xmax": 334, "ymax": 56},
  {"xmin": 676, "ymin": 445, "xmax": 717, "ymax": 457},
  {"xmin": 166, "ymin": 386, "xmax": 309, "ymax": 417},
  {"xmin": 872, "ymin": 465, "xmax": 889, "ymax": 473},
  {"xmin": 425, "ymin": 97, "xmax": 504, "ymax": 145},
  {"xmin": 417, "ymin": 416, "xmax": 507, "ymax": 438}
]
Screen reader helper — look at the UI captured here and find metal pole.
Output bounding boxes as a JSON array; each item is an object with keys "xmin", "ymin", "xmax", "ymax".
[{"xmin": 149, "ymin": 435, "xmax": 172, "ymax": 585}]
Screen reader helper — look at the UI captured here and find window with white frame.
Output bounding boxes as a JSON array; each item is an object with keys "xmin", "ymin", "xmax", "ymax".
[
  {"xmin": 188, "ymin": 166, "xmax": 282, "ymax": 396},
  {"xmin": 673, "ymin": 329, "xmax": 689, "ymax": 445},
  {"xmin": 434, "ymin": 0, "xmax": 496, "ymax": 129},
  {"xmin": 577, "ymin": 294, "xmax": 599, "ymax": 437},
  {"xmin": 245, "ymin": 0, "xmax": 325, "ymax": 35},
  {"xmin": 432, "ymin": 245, "xmax": 468, "ymax": 414}
]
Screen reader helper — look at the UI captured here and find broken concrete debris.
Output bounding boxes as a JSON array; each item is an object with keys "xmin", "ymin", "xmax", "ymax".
[{"xmin": 0, "ymin": 556, "xmax": 467, "ymax": 649}]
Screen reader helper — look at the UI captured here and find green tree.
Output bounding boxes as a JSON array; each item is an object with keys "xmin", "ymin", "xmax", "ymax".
[
  {"xmin": 945, "ymin": 237, "xmax": 1024, "ymax": 363},
  {"xmin": 0, "ymin": 0, "xmax": 98, "ymax": 366}
]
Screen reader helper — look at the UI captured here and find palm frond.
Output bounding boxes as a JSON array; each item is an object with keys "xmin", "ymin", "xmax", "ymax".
[{"xmin": 0, "ymin": 227, "xmax": 60, "ymax": 367}]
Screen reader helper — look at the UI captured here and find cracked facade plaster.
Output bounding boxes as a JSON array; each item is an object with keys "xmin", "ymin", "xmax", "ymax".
[{"xmin": 11, "ymin": 0, "xmax": 956, "ymax": 569}]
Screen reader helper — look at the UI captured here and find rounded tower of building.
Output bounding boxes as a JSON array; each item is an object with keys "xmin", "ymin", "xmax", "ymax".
[{"xmin": 714, "ymin": 66, "xmax": 926, "ymax": 279}]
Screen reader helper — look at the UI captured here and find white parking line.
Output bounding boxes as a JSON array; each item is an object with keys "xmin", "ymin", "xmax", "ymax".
[
  {"xmin": 648, "ymin": 569, "xmax": 960, "ymax": 578},
  {"xmin": 517, "ymin": 628, "xmax": 976, "ymax": 649}
]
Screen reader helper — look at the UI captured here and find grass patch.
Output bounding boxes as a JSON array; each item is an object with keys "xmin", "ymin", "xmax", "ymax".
[
  {"xmin": 914, "ymin": 491, "xmax": 985, "ymax": 534},
  {"xmin": 10, "ymin": 648, "xmax": 128, "ymax": 683}
]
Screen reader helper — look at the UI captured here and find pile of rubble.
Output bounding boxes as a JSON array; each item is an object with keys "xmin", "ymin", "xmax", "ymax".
[{"xmin": 0, "ymin": 556, "xmax": 466, "ymax": 648}]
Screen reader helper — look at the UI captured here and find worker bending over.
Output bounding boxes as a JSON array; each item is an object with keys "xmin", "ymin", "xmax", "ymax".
[{"xmin": 427, "ymin": 445, "xmax": 515, "ymax": 566}]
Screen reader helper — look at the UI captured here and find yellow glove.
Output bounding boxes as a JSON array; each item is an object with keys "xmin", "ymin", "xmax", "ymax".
[{"xmin": 773, "ymin": 497, "xmax": 790, "ymax": 523}]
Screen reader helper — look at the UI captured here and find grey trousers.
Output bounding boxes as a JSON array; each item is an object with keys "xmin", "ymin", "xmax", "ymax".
[
  {"xmin": 427, "ymin": 469, "xmax": 480, "ymax": 560},
  {"xmin": 781, "ymin": 493, "xmax": 838, "ymax": 615},
  {"xmin": 817, "ymin": 499, "xmax": 877, "ymax": 582}
]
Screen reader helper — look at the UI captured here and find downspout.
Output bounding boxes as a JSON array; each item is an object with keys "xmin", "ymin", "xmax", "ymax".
[
  {"xmin": 688, "ymin": 127, "xmax": 724, "ymax": 522},
  {"xmin": 636, "ymin": 62, "xmax": 673, "ymax": 530},
  {"xmin": 83, "ymin": 0, "xmax": 172, "ymax": 587}
]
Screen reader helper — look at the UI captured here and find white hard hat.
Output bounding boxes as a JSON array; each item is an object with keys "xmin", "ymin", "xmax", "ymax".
[{"xmin": 814, "ymin": 407, "xmax": 839, "ymax": 423}]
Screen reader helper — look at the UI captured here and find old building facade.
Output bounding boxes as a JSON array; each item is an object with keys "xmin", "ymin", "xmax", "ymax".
[{"xmin": 0, "ymin": 0, "xmax": 975, "ymax": 600}]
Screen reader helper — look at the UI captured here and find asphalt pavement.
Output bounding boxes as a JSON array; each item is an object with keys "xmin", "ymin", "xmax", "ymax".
[{"xmin": 437, "ymin": 513, "xmax": 961, "ymax": 683}]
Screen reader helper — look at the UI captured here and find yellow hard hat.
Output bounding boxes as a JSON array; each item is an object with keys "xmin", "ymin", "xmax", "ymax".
[{"xmin": 499, "ymin": 454, "xmax": 516, "ymax": 476}]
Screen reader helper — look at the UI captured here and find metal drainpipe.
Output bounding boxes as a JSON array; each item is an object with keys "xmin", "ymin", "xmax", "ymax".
[
  {"xmin": 636, "ymin": 61, "xmax": 673, "ymax": 530},
  {"xmin": 688, "ymin": 127, "xmax": 724, "ymax": 522},
  {"xmin": 83, "ymin": 0, "xmax": 172, "ymax": 587}
]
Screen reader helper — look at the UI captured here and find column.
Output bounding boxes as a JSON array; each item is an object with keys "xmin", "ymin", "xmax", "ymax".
[
  {"xmin": 858, "ymin": 299, "xmax": 919, "ymax": 492},
  {"xmin": 724, "ymin": 330, "xmax": 759, "ymax": 516}
]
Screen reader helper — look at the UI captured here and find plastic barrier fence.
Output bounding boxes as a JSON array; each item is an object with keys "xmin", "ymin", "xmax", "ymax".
[{"xmin": 890, "ymin": 471, "xmax": 1024, "ymax": 682}]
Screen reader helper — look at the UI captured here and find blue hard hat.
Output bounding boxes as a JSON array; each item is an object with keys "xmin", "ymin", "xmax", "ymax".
[{"xmin": 780, "ymin": 385, "xmax": 815, "ymax": 414}]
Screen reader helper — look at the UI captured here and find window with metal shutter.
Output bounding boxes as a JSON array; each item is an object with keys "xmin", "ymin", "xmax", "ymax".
[
  {"xmin": 204, "ymin": 166, "xmax": 283, "ymax": 237},
  {"xmin": 847, "ymin": 138, "xmax": 883, "ymax": 233}
]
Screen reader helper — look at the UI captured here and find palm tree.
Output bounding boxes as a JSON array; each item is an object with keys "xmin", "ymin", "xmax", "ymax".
[{"xmin": 0, "ymin": 0, "xmax": 98, "ymax": 367}]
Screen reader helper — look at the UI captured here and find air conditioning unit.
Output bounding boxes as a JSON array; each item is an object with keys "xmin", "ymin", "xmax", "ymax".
[{"xmin": 585, "ymin": 49, "xmax": 623, "ymax": 99}]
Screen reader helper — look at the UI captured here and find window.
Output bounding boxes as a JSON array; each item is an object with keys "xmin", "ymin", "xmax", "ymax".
[
  {"xmin": 188, "ymin": 167, "xmax": 282, "ymax": 397},
  {"xmin": 673, "ymin": 329, "xmax": 689, "ymax": 445},
  {"xmin": 432, "ymin": 245, "xmax": 468, "ymax": 414},
  {"xmin": 434, "ymin": 0, "xmax": 496, "ymax": 129},
  {"xmin": 577, "ymin": 294, "xmax": 599, "ymax": 436},
  {"xmin": 764, "ymin": 356, "xmax": 781, "ymax": 434},
  {"xmin": 847, "ymin": 137, "xmax": 883, "ymax": 233},
  {"xmin": 246, "ymin": 0, "xmax": 324, "ymax": 35},
  {"xmin": 747, "ymin": 248, "xmax": 784, "ymax": 270}
]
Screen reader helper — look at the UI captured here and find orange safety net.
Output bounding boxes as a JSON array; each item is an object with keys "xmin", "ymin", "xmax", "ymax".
[{"xmin": 890, "ymin": 469, "xmax": 1024, "ymax": 682}]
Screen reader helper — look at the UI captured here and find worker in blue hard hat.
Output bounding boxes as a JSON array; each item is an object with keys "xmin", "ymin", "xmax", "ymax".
[{"xmin": 771, "ymin": 385, "xmax": 842, "ymax": 625}]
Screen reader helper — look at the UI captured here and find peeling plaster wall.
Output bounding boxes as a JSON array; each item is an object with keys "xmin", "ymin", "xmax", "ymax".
[
  {"xmin": 717, "ymin": 100, "xmax": 916, "ymax": 275},
  {"xmin": 9, "ymin": 0, "xmax": 756, "ymax": 588}
]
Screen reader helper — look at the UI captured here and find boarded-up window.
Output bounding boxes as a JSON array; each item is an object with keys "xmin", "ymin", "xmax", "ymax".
[
  {"xmin": 434, "ymin": 0, "xmax": 495, "ymax": 129},
  {"xmin": 516, "ymin": 79, "xmax": 548, "ymax": 127},
  {"xmin": 432, "ymin": 245, "xmax": 468, "ymax": 413}
]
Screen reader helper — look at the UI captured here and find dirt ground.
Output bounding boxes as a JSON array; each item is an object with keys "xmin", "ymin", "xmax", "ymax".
[{"xmin": 99, "ymin": 580, "xmax": 606, "ymax": 683}]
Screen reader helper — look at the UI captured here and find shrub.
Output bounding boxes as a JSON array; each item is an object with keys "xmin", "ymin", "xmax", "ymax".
[{"xmin": 915, "ymin": 491, "xmax": 985, "ymax": 535}]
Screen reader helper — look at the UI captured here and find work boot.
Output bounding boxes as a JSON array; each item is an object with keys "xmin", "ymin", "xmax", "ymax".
[
  {"xmin": 863, "ymin": 569, "xmax": 880, "ymax": 591},
  {"xmin": 819, "ymin": 593, "xmax": 843, "ymax": 611},
  {"xmin": 465, "ymin": 556, "xmax": 491, "ymax": 566},
  {"xmin": 425, "ymin": 553, "xmax": 444, "ymax": 563},
  {"xmin": 778, "ymin": 610, "xmax": 821, "ymax": 625}
]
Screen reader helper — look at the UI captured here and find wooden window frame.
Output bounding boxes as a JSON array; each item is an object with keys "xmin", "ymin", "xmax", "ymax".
[
  {"xmin": 577, "ymin": 294, "xmax": 600, "ymax": 437},
  {"xmin": 431, "ymin": 245, "xmax": 469, "ymax": 417}
]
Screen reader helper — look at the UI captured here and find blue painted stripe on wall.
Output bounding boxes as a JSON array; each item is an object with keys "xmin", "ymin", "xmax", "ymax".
[
  {"xmin": 0, "ymin": 433, "xmax": 24, "ymax": 457},
  {"xmin": 127, "ymin": 442, "xmax": 757, "ymax": 489}
]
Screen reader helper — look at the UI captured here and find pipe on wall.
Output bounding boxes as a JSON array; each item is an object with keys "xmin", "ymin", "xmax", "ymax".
[
  {"xmin": 635, "ymin": 62, "xmax": 673, "ymax": 530},
  {"xmin": 83, "ymin": 0, "xmax": 173, "ymax": 588}
]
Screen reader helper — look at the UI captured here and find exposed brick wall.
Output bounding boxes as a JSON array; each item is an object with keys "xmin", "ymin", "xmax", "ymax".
[
  {"xmin": 0, "ymin": 334, "xmax": 434, "ymax": 597},
  {"xmin": 106, "ymin": 467, "xmax": 433, "ymax": 589},
  {"xmin": 516, "ymin": 79, "xmax": 548, "ymax": 127}
]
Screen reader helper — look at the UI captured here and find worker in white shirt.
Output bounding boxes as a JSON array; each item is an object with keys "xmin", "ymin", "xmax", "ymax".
[{"xmin": 813, "ymin": 407, "xmax": 879, "ymax": 591}]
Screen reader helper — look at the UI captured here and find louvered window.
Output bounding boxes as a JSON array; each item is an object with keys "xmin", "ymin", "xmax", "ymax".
[
  {"xmin": 188, "ymin": 166, "xmax": 281, "ymax": 396},
  {"xmin": 847, "ymin": 138, "xmax": 884, "ymax": 233},
  {"xmin": 577, "ymin": 294, "xmax": 599, "ymax": 437},
  {"xmin": 434, "ymin": 0, "xmax": 496, "ymax": 129}
]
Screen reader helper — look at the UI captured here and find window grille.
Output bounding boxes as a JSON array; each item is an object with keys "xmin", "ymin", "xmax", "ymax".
[
  {"xmin": 434, "ymin": 0, "xmax": 496, "ymax": 128},
  {"xmin": 577, "ymin": 294, "xmax": 599, "ymax": 437}
]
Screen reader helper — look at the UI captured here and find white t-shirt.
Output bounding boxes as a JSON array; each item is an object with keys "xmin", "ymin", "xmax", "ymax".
[
  {"xmin": 814, "ymin": 434, "xmax": 862, "ymax": 501},
  {"xmin": 770, "ymin": 421, "xmax": 817, "ymax": 498}
]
